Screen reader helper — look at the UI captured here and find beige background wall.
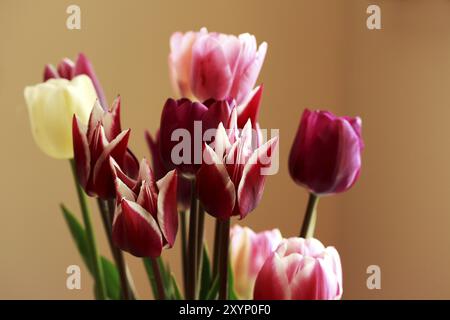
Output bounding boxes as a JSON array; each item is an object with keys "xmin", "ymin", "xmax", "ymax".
[{"xmin": 0, "ymin": 0, "xmax": 449, "ymax": 299}]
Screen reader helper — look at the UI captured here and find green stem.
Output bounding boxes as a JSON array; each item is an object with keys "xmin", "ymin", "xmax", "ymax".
[
  {"xmin": 186, "ymin": 179, "xmax": 198, "ymax": 299},
  {"xmin": 180, "ymin": 210, "xmax": 188, "ymax": 297},
  {"xmin": 97, "ymin": 199, "xmax": 136, "ymax": 300},
  {"xmin": 151, "ymin": 258, "xmax": 166, "ymax": 300},
  {"xmin": 300, "ymin": 193, "xmax": 320, "ymax": 238},
  {"xmin": 218, "ymin": 218, "xmax": 230, "ymax": 300},
  {"xmin": 106, "ymin": 199, "xmax": 132, "ymax": 300},
  {"xmin": 196, "ymin": 204, "xmax": 205, "ymax": 278},
  {"xmin": 212, "ymin": 219, "xmax": 221, "ymax": 278},
  {"xmin": 69, "ymin": 160, "xmax": 106, "ymax": 300}
]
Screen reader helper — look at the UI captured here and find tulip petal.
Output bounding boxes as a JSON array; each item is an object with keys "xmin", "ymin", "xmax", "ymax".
[
  {"xmin": 110, "ymin": 157, "xmax": 137, "ymax": 190},
  {"xmin": 102, "ymin": 96, "xmax": 122, "ymax": 141},
  {"xmin": 212, "ymin": 122, "xmax": 231, "ymax": 160},
  {"xmin": 191, "ymin": 35, "xmax": 233, "ymax": 101},
  {"xmin": 156, "ymin": 170, "xmax": 178, "ymax": 247},
  {"xmin": 230, "ymin": 36, "xmax": 267, "ymax": 104},
  {"xmin": 74, "ymin": 53, "xmax": 107, "ymax": 110},
  {"xmin": 201, "ymin": 100, "xmax": 232, "ymax": 132},
  {"xmin": 237, "ymin": 136, "xmax": 278, "ymax": 219},
  {"xmin": 237, "ymin": 85, "xmax": 263, "ymax": 129},
  {"xmin": 145, "ymin": 130, "xmax": 167, "ymax": 180},
  {"xmin": 197, "ymin": 144, "xmax": 236, "ymax": 219},
  {"xmin": 112, "ymin": 199, "xmax": 163, "ymax": 258},
  {"xmin": 57, "ymin": 58, "xmax": 75, "ymax": 80},
  {"xmin": 289, "ymin": 256, "xmax": 321, "ymax": 300},
  {"xmin": 253, "ymin": 253, "xmax": 290, "ymax": 300},
  {"xmin": 114, "ymin": 176, "xmax": 136, "ymax": 202},
  {"xmin": 123, "ymin": 148, "xmax": 140, "ymax": 181},
  {"xmin": 72, "ymin": 116, "xmax": 91, "ymax": 189},
  {"xmin": 169, "ymin": 31, "xmax": 197, "ymax": 98},
  {"xmin": 92, "ymin": 129, "xmax": 131, "ymax": 199},
  {"xmin": 87, "ymin": 101, "xmax": 105, "ymax": 143},
  {"xmin": 43, "ymin": 64, "xmax": 59, "ymax": 81}
]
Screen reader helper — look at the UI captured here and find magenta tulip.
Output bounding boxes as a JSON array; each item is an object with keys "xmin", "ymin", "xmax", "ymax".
[
  {"xmin": 44, "ymin": 53, "xmax": 107, "ymax": 110},
  {"xmin": 111, "ymin": 159, "xmax": 178, "ymax": 258},
  {"xmin": 230, "ymin": 225, "xmax": 282, "ymax": 299},
  {"xmin": 159, "ymin": 98, "xmax": 234, "ymax": 176},
  {"xmin": 169, "ymin": 28, "xmax": 267, "ymax": 106},
  {"xmin": 145, "ymin": 130, "xmax": 192, "ymax": 211},
  {"xmin": 253, "ymin": 237, "xmax": 343, "ymax": 300},
  {"xmin": 196, "ymin": 117, "xmax": 279, "ymax": 220},
  {"xmin": 72, "ymin": 97, "xmax": 139, "ymax": 199},
  {"xmin": 289, "ymin": 109, "xmax": 363, "ymax": 195}
]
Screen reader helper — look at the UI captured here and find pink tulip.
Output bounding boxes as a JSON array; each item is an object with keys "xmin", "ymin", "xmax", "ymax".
[
  {"xmin": 230, "ymin": 225, "xmax": 282, "ymax": 299},
  {"xmin": 111, "ymin": 158, "xmax": 178, "ymax": 258},
  {"xmin": 169, "ymin": 28, "xmax": 267, "ymax": 106},
  {"xmin": 289, "ymin": 109, "xmax": 363, "ymax": 195},
  {"xmin": 253, "ymin": 237, "xmax": 343, "ymax": 300},
  {"xmin": 44, "ymin": 53, "xmax": 108, "ymax": 110},
  {"xmin": 72, "ymin": 97, "xmax": 139, "ymax": 199},
  {"xmin": 196, "ymin": 113, "xmax": 278, "ymax": 220}
]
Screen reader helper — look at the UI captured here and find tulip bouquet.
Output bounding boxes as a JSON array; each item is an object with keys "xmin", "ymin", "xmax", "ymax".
[{"xmin": 24, "ymin": 28, "xmax": 363, "ymax": 300}]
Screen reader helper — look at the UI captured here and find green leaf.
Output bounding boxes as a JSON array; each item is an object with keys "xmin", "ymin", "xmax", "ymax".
[
  {"xmin": 61, "ymin": 204, "xmax": 119, "ymax": 300},
  {"xmin": 61, "ymin": 204, "xmax": 92, "ymax": 271},
  {"xmin": 205, "ymin": 276, "xmax": 219, "ymax": 300},
  {"xmin": 101, "ymin": 257, "xmax": 121, "ymax": 300},
  {"xmin": 199, "ymin": 244, "xmax": 212, "ymax": 299},
  {"xmin": 227, "ymin": 261, "xmax": 238, "ymax": 300},
  {"xmin": 170, "ymin": 274, "xmax": 183, "ymax": 300}
]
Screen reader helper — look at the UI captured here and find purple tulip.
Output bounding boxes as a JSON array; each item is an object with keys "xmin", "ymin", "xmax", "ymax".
[
  {"xmin": 159, "ymin": 98, "xmax": 234, "ymax": 177},
  {"xmin": 289, "ymin": 109, "xmax": 363, "ymax": 195}
]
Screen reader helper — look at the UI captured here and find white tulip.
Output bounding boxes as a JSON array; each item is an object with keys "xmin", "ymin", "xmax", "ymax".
[{"xmin": 24, "ymin": 75, "xmax": 97, "ymax": 159}]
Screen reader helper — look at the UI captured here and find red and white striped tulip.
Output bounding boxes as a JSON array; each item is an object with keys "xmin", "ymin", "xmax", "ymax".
[
  {"xmin": 111, "ymin": 159, "xmax": 178, "ymax": 258},
  {"xmin": 196, "ymin": 113, "xmax": 279, "ymax": 220},
  {"xmin": 72, "ymin": 97, "xmax": 139, "ymax": 199}
]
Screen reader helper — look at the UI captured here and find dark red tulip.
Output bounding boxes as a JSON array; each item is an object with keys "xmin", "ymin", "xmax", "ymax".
[
  {"xmin": 44, "ymin": 53, "xmax": 108, "ymax": 110},
  {"xmin": 196, "ymin": 115, "xmax": 279, "ymax": 220},
  {"xmin": 111, "ymin": 158, "xmax": 178, "ymax": 258},
  {"xmin": 145, "ymin": 130, "xmax": 192, "ymax": 211},
  {"xmin": 289, "ymin": 109, "xmax": 363, "ymax": 195},
  {"xmin": 159, "ymin": 98, "xmax": 234, "ymax": 176},
  {"xmin": 72, "ymin": 97, "xmax": 139, "ymax": 199}
]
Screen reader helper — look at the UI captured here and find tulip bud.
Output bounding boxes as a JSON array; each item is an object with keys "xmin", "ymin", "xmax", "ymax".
[
  {"xmin": 230, "ymin": 225, "xmax": 282, "ymax": 299},
  {"xmin": 24, "ymin": 75, "xmax": 97, "ymax": 159},
  {"xmin": 111, "ymin": 159, "xmax": 178, "ymax": 258},
  {"xmin": 253, "ymin": 237, "xmax": 343, "ymax": 300},
  {"xmin": 289, "ymin": 109, "xmax": 363, "ymax": 195},
  {"xmin": 169, "ymin": 28, "xmax": 267, "ymax": 106}
]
